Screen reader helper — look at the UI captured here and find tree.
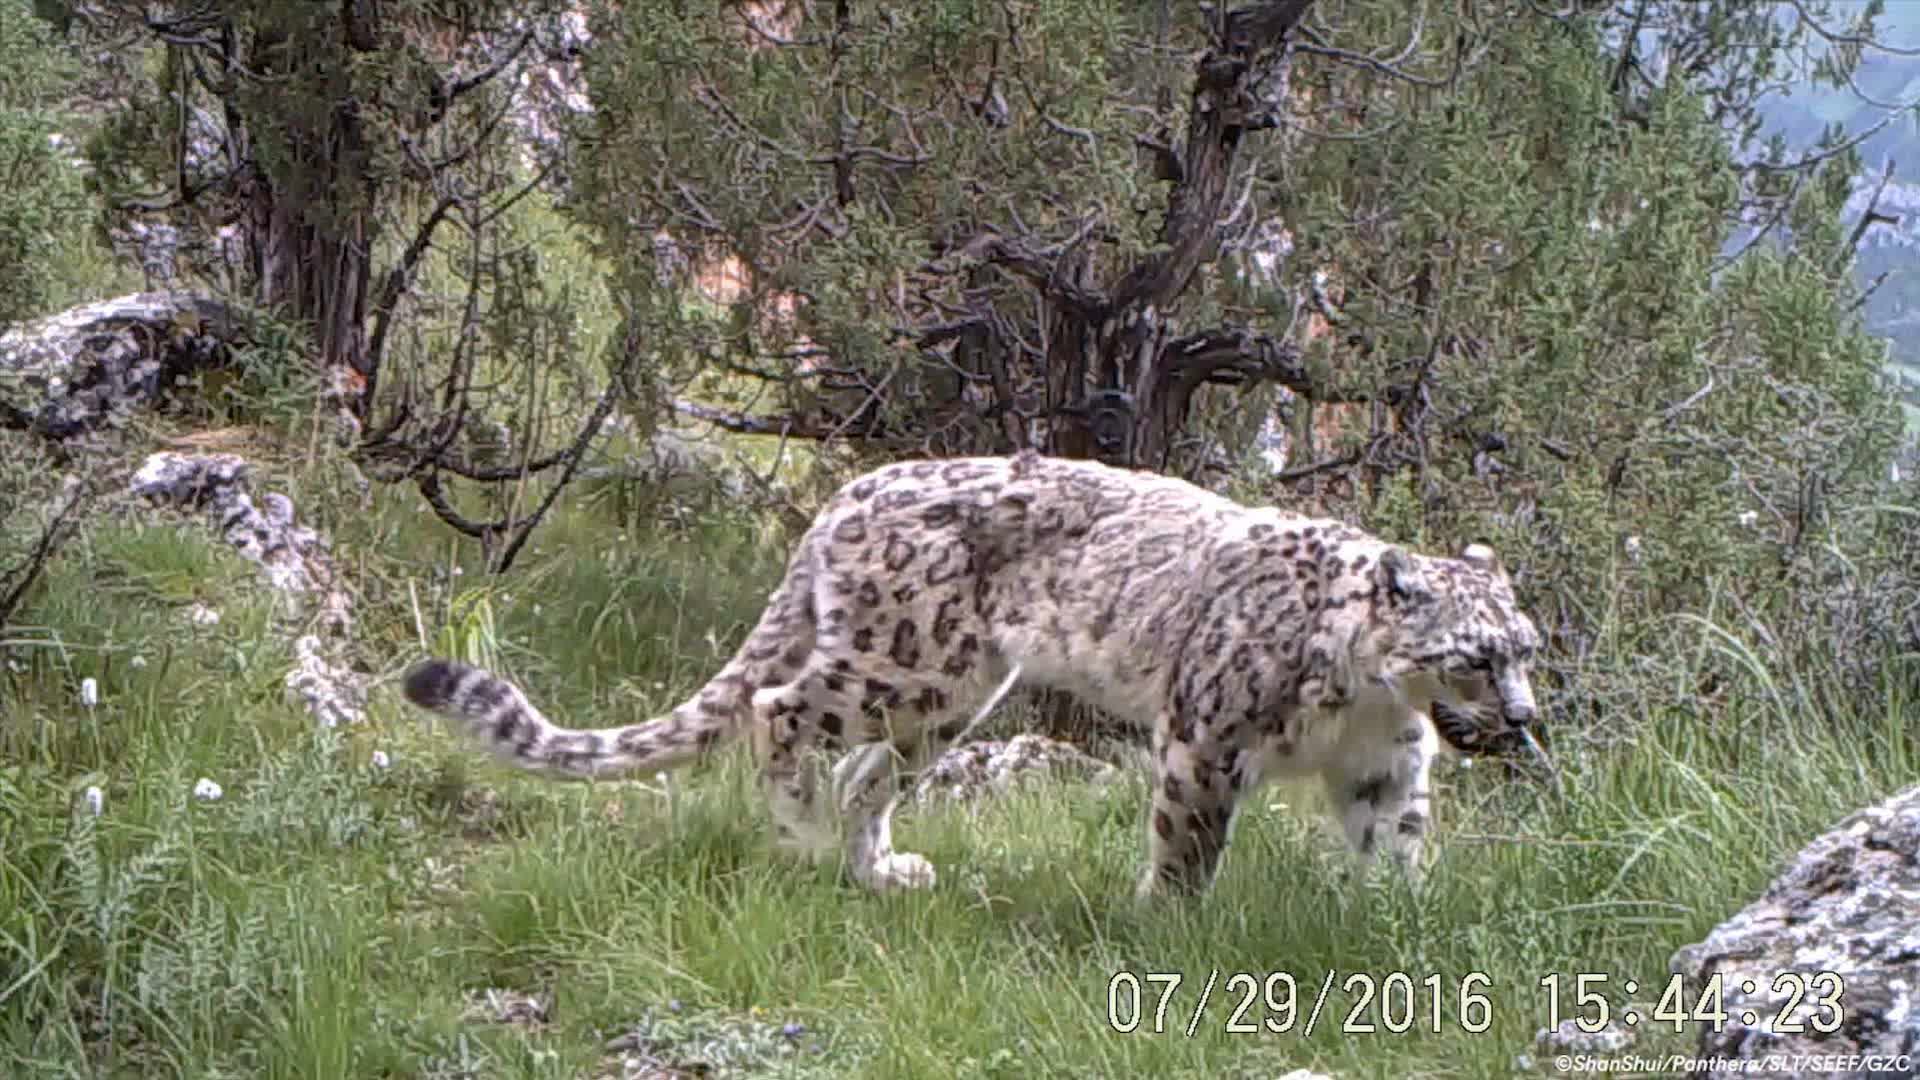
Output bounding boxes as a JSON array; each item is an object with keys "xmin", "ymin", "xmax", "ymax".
[
  {"xmin": 1268, "ymin": 3, "xmax": 1907, "ymax": 693},
  {"xmin": 569, "ymin": 2, "xmax": 1910, "ymax": 475},
  {"xmin": 569, "ymin": 0, "xmax": 1341, "ymax": 475},
  {"xmin": 54, "ymin": 0, "xmax": 641, "ymax": 570},
  {"xmin": 67, "ymin": 0, "xmax": 565, "ymax": 393}
]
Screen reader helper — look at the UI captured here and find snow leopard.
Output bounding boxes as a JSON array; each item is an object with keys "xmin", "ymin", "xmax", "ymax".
[{"xmin": 403, "ymin": 450, "xmax": 1543, "ymax": 898}]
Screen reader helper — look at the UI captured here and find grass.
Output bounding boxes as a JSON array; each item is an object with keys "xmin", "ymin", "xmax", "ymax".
[{"xmin": 2, "ymin": 446, "xmax": 1917, "ymax": 1079}]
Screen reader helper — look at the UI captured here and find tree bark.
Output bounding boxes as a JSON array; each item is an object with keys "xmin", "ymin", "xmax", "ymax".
[{"xmin": 241, "ymin": 16, "xmax": 378, "ymax": 400}]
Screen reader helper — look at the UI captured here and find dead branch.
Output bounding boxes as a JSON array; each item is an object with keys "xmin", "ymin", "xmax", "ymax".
[
  {"xmin": 0, "ymin": 478, "xmax": 93, "ymax": 634},
  {"xmin": 412, "ymin": 323, "xmax": 644, "ymax": 574},
  {"xmin": 670, "ymin": 398, "xmax": 896, "ymax": 444},
  {"xmin": 1838, "ymin": 160, "xmax": 1901, "ymax": 270}
]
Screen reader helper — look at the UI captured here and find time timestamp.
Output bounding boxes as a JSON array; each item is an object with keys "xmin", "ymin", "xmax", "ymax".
[{"xmin": 1541, "ymin": 972, "xmax": 1845, "ymax": 1035}]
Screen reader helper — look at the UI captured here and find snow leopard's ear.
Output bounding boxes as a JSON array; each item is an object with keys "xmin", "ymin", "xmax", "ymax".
[{"xmin": 1377, "ymin": 547, "xmax": 1433, "ymax": 605}]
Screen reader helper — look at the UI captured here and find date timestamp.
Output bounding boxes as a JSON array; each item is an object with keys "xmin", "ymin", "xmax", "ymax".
[
  {"xmin": 1106, "ymin": 969, "xmax": 1497, "ymax": 1037},
  {"xmin": 1541, "ymin": 972, "xmax": 1845, "ymax": 1035}
]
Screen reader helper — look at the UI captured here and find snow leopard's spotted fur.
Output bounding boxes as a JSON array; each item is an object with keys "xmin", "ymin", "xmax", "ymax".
[{"xmin": 403, "ymin": 451, "xmax": 1543, "ymax": 898}]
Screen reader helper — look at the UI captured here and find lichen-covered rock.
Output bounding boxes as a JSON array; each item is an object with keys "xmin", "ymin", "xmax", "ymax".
[
  {"xmin": 1668, "ymin": 784, "xmax": 1920, "ymax": 1078},
  {"xmin": 128, "ymin": 449, "xmax": 251, "ymax": 508},
  {"xmin": 287, "ymin": 634, "xmax": 364, "ymax": 729},
  {"xmin": 908, "ymin": 733, "xmax": 1120, "ymax": 806},
  {"xmin": 1532, "ymin": 1008, "xmax": 1644, "ymax": 1062},
  {"xmin": 1, "ymin": 292, "xmax": 251, "ymax": 439},
  {"xmin": 128, "ymin": 450, "xmax": 364, "ymax": 726}
]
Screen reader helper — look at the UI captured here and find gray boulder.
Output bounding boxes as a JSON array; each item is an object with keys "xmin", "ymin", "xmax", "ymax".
[
  {"xmin": 907, "ymin": 734, "xmax": 1120, "ymax": 808},
  {"xmin": 1669, "ymin": 784, "xmax": 1920, "ymax": 1078},
  {"xmin": 1, "ymin": 292, "xmax": 252, "ymax": 439}
]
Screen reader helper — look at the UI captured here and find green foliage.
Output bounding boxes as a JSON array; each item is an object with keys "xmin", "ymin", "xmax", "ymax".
[
  {"xmin": 570, "ymin": 0, "xmax": 1187, "ymax": 443},
  {"xmin": 0, "ymin": 0, "xmax": 106, "ymax": 324},
  {"xmin": 563, "ymin": 0, "xmax": 1914, "ymax": 694},
  {"xmin": 1259, "ymin": 7, "xmax": 1910, "ymax": 691}
]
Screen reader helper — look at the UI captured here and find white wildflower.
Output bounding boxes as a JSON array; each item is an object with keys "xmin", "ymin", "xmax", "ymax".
[
  {"xmin": 371, "ymin": 750, "xmax": 392, "ymax": 770},
  {"xmin": 79, "ymin": 677, "xmax": 98, "ymax": 708},
  {"xmin": 82, "ymin": 785, "xmax": 105, "ymax": 817},
  {"xmin": 1623, "ymin": 535, "xmax": 1643, "ymax": 562},
  {"xmin": 187, "ymin": 603, "xmax": 220, "ymax": 626},
  {"xmin": 192, "ymin": 778, "xmax": 224, "ymax": 802},
  {"xmin": 130, "ymin": 655, "xmax": 148, "ymax": 669},
  {"xmin": 1737, "ymin": 510, "xmax": 1759, "ymax": 530}
]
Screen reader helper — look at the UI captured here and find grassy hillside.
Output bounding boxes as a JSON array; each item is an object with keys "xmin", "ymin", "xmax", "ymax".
[{"xmin": 2, "ymin": 429, "xmax": 1915, "ymax": 1078}]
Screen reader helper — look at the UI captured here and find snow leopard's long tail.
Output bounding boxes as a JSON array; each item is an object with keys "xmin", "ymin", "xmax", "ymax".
[
  {"xmin": 402, "ymin": 570, "xmax": 818, "ymax": 780},
  {"xmin": 400, "ymin": 658, "xmax": 752, "ymax": 780}
]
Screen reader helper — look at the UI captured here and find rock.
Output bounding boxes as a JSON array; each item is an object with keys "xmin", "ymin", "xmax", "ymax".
[
  {"xmin": 287, "ymin": 635, "xmax": 363, "ymax": 729},
  {"xmin": 128, "ymin": 449, "xmax": 250, "ymax": 508},
  {"xmin": 460, "ymin": 987, "xmax": 552, "ymax": 1029},
  {"xmin": 908, "ymin": 733, "xmax": 1120, "ymax": 807},
  {"xmin": 128, "ymin": 450, "xmax": 364, "ymax": 727},
  {"xmin": 1, "ymin": 292, "xmax": 253, "ymax": 440},
  {"xmin": 1534, "ymin": 1010, "xmax": 1640, "ymax": 1057},
  {"xmin": 1668, "ymin": 784, "xmax": 1920, "ymax": 1078}
]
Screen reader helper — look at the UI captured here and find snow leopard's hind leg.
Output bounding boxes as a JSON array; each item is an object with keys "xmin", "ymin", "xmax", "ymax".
[
  {"xmin": 755, "ymin": 656, "xmax": 1022, "ymax": 893},
  {"xmin": 838, "ymin": 662, "xmax": 1023, "ymax": 891},
  {"xmin": 752, "ymin": 654, "xmax": 939, "ymax": 890}
]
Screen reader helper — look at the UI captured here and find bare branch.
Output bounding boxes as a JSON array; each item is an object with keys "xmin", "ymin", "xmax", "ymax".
[
  {"xmin": 1163, "ymin": 325, "xmax": 1314, "ymax": 395},
  {"xmin": 1293, "ymin": 8, "xmax": 1446, "ymax": 88},
  {"xmin": 1781, "ymin": 0, "xmax": 1920, "ymax": 58},
  {"xmin": 1838, "ymin": 159, "xmax": 1901, "ymax": 269},
  {"xmin": 412, "ymin": 327, "xmax": 644, "ymax": 573},
  {"xmin": 1273, "ymin": 451, "xmax": 1360, "ymax": 483},
  {"xmin": 951, "ymin": 230, "xmax": 1109, "ymax": 316},
  {"xmin": 429, "ymin": 29, "xmax": 538, "ymax": 124},
  {"xmin": 366, "ymin": 192, "xmax": 459, "ymax": 392},
  {"xmin": 671, "ymin": 398, "xmax": 893, "ymax": 443},
  {"xmin": 0, "ymin": 478, "xmax": 93, "ymax": 633},
  {"xmin": 1111, "ymin": 0, "xmax": 1316, "ymax": 312}
]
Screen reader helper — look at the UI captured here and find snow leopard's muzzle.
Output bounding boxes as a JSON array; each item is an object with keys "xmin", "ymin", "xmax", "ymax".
[{"xmin": 1492, "ymin": 662, "xmax": 1538, "ymax": 729}]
